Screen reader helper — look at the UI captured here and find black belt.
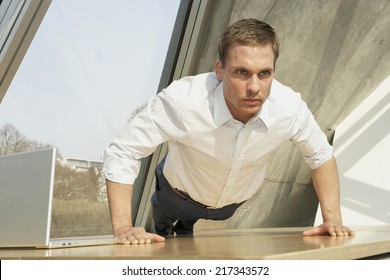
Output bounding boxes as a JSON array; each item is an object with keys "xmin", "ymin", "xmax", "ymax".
[{"xmin": 169, "ymin": 185, "xmax": 210, "ymax": 208}]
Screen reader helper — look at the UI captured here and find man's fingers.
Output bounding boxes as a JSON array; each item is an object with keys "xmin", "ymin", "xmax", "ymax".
[
  {"xmin": 335, "ymin": 226, "xmax": 354, "ymax": 236},
  {"xmin": 133, "ymin": 233, "xmax": 165, "ymax": 244},
  {"xmin": 150, "ymin": 233, "xmax": 165, "ymax": 242},
  {"xmin": 302, "ymin": 227, "xmax": 321, "ymax": 236},
  {"xmin": 303, "ymin": 223, "xmax": 355, "ymax": 237},
  {"xmin": 118, "ymin": 236, "xmax": 131, "ymax": 245},
  {"xmin": 115, "ymin": 227, "xmax": 166, "ymax": 245},
  {"xmin": 119, "ymin": 233, "xmax": 165, "ymax": 245}
]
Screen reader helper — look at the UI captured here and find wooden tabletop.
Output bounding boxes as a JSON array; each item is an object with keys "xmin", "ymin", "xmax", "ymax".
[{"xmin": 1, "ymin": 225, "xmax": 389, "ymax": 260}]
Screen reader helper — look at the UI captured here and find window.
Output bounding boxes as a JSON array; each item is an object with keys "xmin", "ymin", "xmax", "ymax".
[
  {"xmin": 1, "ymin": 0, "xmax": 52, "ymax": 101},
  {"xmin": 0, "ymin": 0, "xmax": 180, "ymax": 237}
]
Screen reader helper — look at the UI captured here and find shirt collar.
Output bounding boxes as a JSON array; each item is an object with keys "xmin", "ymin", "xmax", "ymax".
[
  {"xmin": 255, "ymin": 99, "xmax": 271, "ymax": 129},
  {"xmin": 213, "ymin": 81, "xmax": 271, "ymax": 131},
  {"xmin": 213, "ymin": 82, "xmax": 232, "ymax": 128}
]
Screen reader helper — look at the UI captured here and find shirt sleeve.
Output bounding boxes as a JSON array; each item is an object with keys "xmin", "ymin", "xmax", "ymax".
[
  {"xmin": 290, "ymin": 100, "xmax": 333, "ymax": 169},
  {"xmin": 103, "ymin": 91, "xmax": 180, "ymax": 184}
]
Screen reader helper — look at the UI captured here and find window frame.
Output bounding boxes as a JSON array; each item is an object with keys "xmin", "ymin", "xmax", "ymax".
[
  {"xmin": 0, "ymin": 0, "xmax": 52, "ymax": 103},
  {"xmin": 134, "ymin": 0, "xmax": 214, "ymax": 230}
]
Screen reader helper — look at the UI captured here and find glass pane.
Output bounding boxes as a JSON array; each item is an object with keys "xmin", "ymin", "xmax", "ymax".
[{"xmin": 0, "ymin": 0, "xmax": 180, "ymax": 237}]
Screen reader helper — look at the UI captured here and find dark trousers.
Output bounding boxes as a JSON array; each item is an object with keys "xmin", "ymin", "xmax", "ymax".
[{"xmin": 150, "ymin": 158, "xmax": 245, "ymax": 236}]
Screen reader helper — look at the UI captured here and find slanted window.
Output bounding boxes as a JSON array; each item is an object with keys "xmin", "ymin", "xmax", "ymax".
[{"xmin": 0, "ymin": 0, "xmax": 180, "ymax": 237}]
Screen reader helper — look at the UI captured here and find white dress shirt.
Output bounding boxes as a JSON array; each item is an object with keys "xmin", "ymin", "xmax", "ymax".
[{"xmin": 103, "ymin": 72, "xmax": 333, "ymax": 208}]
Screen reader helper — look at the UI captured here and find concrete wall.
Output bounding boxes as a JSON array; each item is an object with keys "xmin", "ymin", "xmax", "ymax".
[{"xmin": 193, "ymin": 0, "xmax": 390, "ymax": 230}]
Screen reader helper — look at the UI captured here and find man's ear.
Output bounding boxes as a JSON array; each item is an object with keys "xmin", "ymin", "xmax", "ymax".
[{"xmin": 214, "ymin": 60, "xmax": 223, "ymax": 81}]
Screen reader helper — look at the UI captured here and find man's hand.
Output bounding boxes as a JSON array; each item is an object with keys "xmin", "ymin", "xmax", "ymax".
[
  {"xmin": 307, "ymin": 158, "xmax": 354, "ymax": 237},
  {"xmin": 115, "ymin": 226, "xmax": 165, "ymax": 245},
  {"xmin": 106, "ymin": 181, "xmax": 165, "ymax": 245},
  {"xmin": 302, "ymin": 222, "xmax": 355, "ymax": 237}
]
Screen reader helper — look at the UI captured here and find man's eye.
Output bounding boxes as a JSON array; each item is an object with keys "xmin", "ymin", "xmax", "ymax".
[
  {"xmin": 259, "ymin": 71, "xmax": 271, "ymax": 77},
  {"xmin": 237, "ymin": 70, "xmax": 247, "ymax": 75}
]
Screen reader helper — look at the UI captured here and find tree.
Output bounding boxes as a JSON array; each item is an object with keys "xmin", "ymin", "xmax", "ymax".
[
  {"xmin": 0, "ymin": 123, "xmax": 101, "ymax": 202},
  {"xmin": 54, "ymin": 162, "xmax": 99, "ymax": 202},
  {"xmin": 0, "ymin": 123, "xmax": 49, "ymax": 155}
]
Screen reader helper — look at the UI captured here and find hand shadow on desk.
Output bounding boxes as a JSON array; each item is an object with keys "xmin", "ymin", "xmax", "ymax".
[
  {"xmin": 112, "ymin": 241, "xmax": 167, "ymax": 257},
  {"xmin": 302, "ymin": 235, "xmax": 355, "ymax": 248}
]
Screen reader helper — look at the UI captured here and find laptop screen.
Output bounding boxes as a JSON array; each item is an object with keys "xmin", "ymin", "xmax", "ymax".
[
  {"xmin": 51, "ymin": 152, "xmax": 112, "ymax": 238},
  {"xmin": 0, "ymin": 148, "xmax": 113, "ymax": 247},
  {"xmin": 0, "ymin": 148, "xmax": 56, "ymax": 247}
]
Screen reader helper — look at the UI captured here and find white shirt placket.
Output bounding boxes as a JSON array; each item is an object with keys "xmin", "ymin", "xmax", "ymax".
[{"xmin": 215, "ymin": 121, "xmax": 252, "ymax": 207}]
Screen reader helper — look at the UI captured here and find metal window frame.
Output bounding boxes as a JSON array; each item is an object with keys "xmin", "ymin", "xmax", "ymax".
[
  {"xmin": 134, "ymin": 0, "xmax": 213, "ymax": 230},
  {"xmin": 0, "ymin": 0, "xmax": 52, "ymax": 103}
]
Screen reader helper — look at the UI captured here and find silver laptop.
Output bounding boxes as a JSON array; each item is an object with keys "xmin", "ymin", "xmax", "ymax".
[{"xmin": 0, "ymin": 148, "xmax": 118, "ymax": 248}]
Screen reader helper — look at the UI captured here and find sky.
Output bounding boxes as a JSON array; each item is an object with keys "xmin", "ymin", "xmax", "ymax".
[{"xmin": 0, "ymin": 0, "xmax": 180, "ymax": 161}]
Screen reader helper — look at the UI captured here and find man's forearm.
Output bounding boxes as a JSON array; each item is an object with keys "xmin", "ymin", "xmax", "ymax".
[
  {"xmin": 311, "ymin": 156, "xmax": 342, "ymax": 223},
  {"xmin": 106, "ymin": 180, "xmax": 134, "ymax": 234}
]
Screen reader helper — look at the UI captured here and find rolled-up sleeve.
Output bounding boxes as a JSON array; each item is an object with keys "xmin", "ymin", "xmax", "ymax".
[
  {"xmin": 103, "ymin": 147, "xmax": 142, "ymax": 184},
  {"xmin": 103, "ymin": 92, "xmax": 177, "ymax": 184},
  {"xmin": 290, "ymin": 100, "xmax": 333, "ymax": 169},
  {"xmin": 103, "ymin": 79, "xmax": 188, "ymax": 184}
]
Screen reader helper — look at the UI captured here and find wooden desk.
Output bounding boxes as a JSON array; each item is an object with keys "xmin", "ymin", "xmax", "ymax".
[{"xmin": 1, "ymin": 226, "xmax": 389, "ymax": 260}]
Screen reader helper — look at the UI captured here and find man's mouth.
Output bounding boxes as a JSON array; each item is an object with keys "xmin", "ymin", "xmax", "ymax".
[{"xmin": 244, "ymin": 98, "xmax": 261, "ymax": 105}]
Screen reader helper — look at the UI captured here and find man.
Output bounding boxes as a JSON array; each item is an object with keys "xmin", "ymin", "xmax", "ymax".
[{"xmin": 103, "ymin": 18, "xmax": 354, "ymax": 245}]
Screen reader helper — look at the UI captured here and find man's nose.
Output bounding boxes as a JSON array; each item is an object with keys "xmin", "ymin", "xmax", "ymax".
[{"xmin": 247, "ymin": 75, "xmax": 261, "ymax": 95}]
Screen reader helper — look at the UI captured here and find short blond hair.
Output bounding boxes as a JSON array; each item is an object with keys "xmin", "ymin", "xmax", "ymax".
[{"xmin": 218, "ymin": 18, "xmax": 280, "ymax": 66}]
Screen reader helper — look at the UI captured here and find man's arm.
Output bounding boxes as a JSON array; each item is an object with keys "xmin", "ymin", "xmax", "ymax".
[
  {"xmin": 302, "ymin": 156, "xmax": 355, "ymax": 236},
  {"xmin": 106, "ymin": 180, "xmax": 165, "ymax": 244}
]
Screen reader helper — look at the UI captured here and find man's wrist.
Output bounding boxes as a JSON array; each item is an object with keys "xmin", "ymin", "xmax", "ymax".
[
  {"xmin": 322, "ymin": 217, "xmax": 342, "ymax": 224},
  {"xmin": 113, "ymin": 225, "xmax": 133, "ymax": 235}
]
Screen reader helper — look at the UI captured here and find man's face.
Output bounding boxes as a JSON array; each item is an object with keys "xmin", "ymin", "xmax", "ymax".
[{"xmin": 214, "ymin": 43, "xmax": 275, "ymax": 124}]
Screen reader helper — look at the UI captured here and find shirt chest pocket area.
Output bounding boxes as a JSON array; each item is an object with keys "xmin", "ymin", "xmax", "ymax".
[{"xmin": 232, "ymin": 130, "xmax": 283, "ymax": 164}]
